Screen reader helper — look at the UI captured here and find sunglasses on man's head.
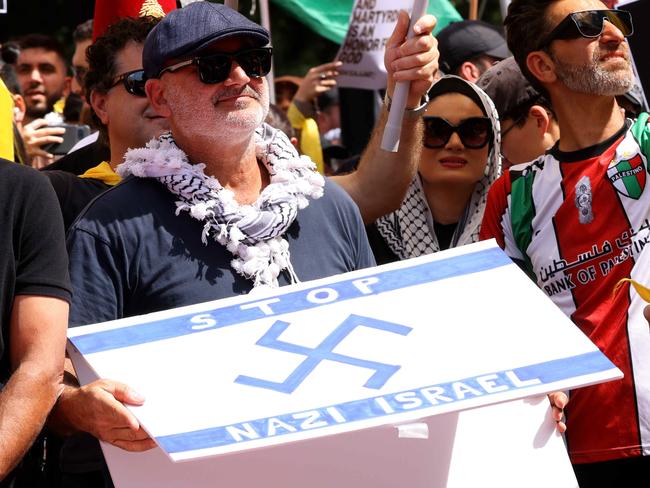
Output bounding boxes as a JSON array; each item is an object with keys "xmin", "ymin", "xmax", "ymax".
[
  {"xmin": 423, "ymin": 117, "xmax": 492, "ymax": 149},
  {"xmin": 158, "ymin": 47, "xmax": 273, "ymax": 84},
  {"xmin": 110, "ymin": 69, "xmax": 147, "ymax": 97},
  {"xmin": 538, "ymin": 9, "xmax": 633, "ymax": 49}
]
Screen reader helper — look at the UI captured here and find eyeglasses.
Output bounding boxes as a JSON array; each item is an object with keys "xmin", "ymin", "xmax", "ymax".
[
  {"xmin": 500, "ymin": 113, "xmax": 527, "ymax": 141},
  {"xmin": 72, "ymin": 65, "xmax": 88, "ymax": 85},
  {"xmin": 423, "ymin": 117, "xmax": 492, "ymax": 149},
  {"xmin": 538, "ymin": 9, "xmax": 633, "ymax": 49},
  {"xmin": 110, "ymin": 69, "xmax": 147, "ymax": 97},
  {"xmin": 158, "ymin": 47, "xmax": 273, "ymax": 84}
]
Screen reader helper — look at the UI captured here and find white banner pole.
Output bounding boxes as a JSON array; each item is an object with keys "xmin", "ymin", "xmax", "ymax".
[{"xmin": 380, "ymin": 0, "xmax": 429, "ymax": 152}]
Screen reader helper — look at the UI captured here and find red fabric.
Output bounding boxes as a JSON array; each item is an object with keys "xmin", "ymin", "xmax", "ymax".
[
  {"xmin": 479, "ymin": 173, "xmax": 510, "ymax": 249},
  {"xmin": 93, "ymin": 0, "xmax": 177, "ymax": 41},
  {"xmin": 553, "ymin": 141, "xmax": 641, "ymax": 463}
]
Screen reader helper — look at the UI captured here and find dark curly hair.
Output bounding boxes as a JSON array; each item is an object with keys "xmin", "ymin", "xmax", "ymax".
[
  {"xmin": 504, "ymin": 0, "xmax": 556, "ymax": 95},
  {"xmin": 85, "ymin": 16, "xmax": 160, "ymax": 135}
]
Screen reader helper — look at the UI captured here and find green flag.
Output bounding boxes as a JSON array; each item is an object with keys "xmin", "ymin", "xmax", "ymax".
[{"xmin": 271, "ymin": 0, "xmax": 462, "ymax": 44}]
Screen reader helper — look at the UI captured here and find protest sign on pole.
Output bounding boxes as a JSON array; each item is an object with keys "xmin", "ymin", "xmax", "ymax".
[
  {"xmin": 469, "ymin": 0, "xmax": 478, "ymax": 19},
  {"xmin": 68, "ymin": 240, "xmax": 620, "ymax": 487},
  {"xmin": 380, "ymin": 0, "xmax": 428, "ymax": 152},
  {"xmin": 335, "ymin": 0, "xmax": 414, "ymax": 91},
  {"xmin": 259, "ymin": 0, "xmax": 276, "ymax": 104}
]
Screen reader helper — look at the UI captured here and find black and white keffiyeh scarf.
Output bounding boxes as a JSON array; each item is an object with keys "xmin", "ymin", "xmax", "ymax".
[{"xmin": 117, "ymin": 123, "xmax": 325, "ymax": 289}]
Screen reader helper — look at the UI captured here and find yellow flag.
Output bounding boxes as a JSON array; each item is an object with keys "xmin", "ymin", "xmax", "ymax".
[
  {"xmin": 614, "ymin": 278, "xmax": 650, "ymax": 302},
  {"xmin": 287, "ymin": 102, "xmax": 324, "ymax": 174},
  {"xmin": 0, "ymin": 80, "xmax": 14, "ymax": 162}
]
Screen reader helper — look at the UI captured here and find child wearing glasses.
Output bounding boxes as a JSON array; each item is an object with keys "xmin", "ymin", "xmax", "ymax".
[{"xmin": 367, "ymin": 75, "xmax": 501, "ymax": 263}]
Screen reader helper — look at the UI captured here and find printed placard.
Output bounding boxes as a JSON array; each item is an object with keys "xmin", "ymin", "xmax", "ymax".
[
  {"xmin": 68, "ymin": 240, "xmax": 621, "ymax": 462},
  {"xmin": 335, "ymin": 0, "xmax": 413, "ymax": 90}
]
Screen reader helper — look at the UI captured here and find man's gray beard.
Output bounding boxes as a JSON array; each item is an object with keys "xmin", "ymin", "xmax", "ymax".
[{"xmin": 551, "ymin": 49, "xmax": 634, "ymax": 96}]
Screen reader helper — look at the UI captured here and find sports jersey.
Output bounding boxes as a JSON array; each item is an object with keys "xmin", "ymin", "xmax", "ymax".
[{"xmin": 480, "ymin": 114, "xmax": 650, "ymax": 464}]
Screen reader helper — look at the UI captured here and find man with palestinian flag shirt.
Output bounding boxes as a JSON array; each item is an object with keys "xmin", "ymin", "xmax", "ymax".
[{"xmin": 480, "ymin": 0, "xmax": 650, "ymax": 485}]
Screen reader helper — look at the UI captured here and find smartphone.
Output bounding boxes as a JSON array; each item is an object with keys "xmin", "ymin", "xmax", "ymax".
[{"xmin": 43, "ymin": 124, "xmax": 92, "ymax": 155}]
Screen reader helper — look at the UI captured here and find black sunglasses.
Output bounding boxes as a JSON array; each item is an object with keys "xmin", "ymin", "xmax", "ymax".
[
  {"xmin": 159, "ymin": 47, "xmax": 273, "ymax": 84},
  {"xmin": 110, "ymin": 69, "xmax": 147, "ymax": 97},
  {"xmin": 72, "ymin": 65, "xmax": 88, "ymax": 86},
  {"xmin": 423, "ymin": 117, "xmax": 492, "ymax": 149},
  {"xmin": 538, "ymin": 9, "xmax": 633, "ymax": 49}
]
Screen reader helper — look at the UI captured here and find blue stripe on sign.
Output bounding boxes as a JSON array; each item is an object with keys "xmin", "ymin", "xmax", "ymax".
[
  {"xmin": 155, "ymin": 351, "xmax": 616, "ymax": 454},
  {"xmin": 72, "ymin": 247, "xmax": 511, "ymax": 354}
]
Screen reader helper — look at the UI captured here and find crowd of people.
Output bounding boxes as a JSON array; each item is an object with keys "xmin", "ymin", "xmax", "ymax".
[{"xmin": 0, "ymin": 0, "xmax": 650, "ymax": 486}]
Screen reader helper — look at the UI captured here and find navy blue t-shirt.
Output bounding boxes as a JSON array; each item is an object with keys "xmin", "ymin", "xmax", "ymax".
[{"xmin": 67, "ymin": 176, "xmax": 375, "ymax": 326}]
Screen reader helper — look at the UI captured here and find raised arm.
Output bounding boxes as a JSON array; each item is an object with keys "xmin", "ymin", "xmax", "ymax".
[{"xmin": 332, "ymin": 11, "xmax": 439, "ymax": 224}]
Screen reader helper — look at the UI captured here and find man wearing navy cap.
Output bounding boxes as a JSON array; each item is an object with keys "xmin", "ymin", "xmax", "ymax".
[
  {"xmin": 55, "ymin": 0, "xmax": 440, "ymax": 475},
  {"xmin": 437, "ymin": 20, "xmax": 510, "ymax": 82}
]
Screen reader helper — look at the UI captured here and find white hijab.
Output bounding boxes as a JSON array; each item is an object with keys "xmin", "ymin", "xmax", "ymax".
[{"xmin": 376, "ymin": 75, "xmax": 502, "ymax": 259}]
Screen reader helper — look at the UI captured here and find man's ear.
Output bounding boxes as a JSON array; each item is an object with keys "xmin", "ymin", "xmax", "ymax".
[
  {"xmin": 145, "ymin": 79, "xmax": 171, "ymax": 118},
  {"xmin": 12, "ymin": 94, "xmax": 26, "ymax": 124},
  {"xmin": 529, "ymin": 104, "xmax": 552, "ymax": 135},
  {"xmin": 63, "ymin": 75, "xmax": 72, "ymax": 97},
  {"xmin": 89, "ymin": 89, "xmax": 110, "ymax": 125},
  {"xmin": 457, "ymin": 61, "xmax": 481, "ymax": 83},
  {"xmin": 526, "ymin": 51, "xmax": 556, "ymax": 85}
]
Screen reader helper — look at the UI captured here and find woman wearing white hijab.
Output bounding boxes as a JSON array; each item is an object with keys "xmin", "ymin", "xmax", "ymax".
[{"xmin": 368, "ymin": 75, "xmax": 501, "ymax": 263}]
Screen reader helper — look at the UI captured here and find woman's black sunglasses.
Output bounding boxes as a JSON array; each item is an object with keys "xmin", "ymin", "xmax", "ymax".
[
  {"xmin": 110, "ymin": 69, "xmax": 147, "ymax": 97},
  {"xmin": 423, "ymin": 117, "xmax": 492, "ymax": 149},
  {"xmin": 538, "ymin": 9, "xmax": 633, "ymax": 49},
  {"xmin": 158, "ymin": 47, "xmax": 273, "ymax": 84}
]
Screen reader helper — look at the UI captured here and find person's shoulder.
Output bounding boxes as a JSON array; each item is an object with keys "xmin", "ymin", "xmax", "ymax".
[
  {"xmin": 0, "ymin": 158, "xmax": 35, "ymax": 177},
  {"xmin": 302, "ymin": 178, "xmax": 365, "ymax": 231},
  {"xmin": 631, "ymin": 112, "xmax": 650, "ymax": 135},
  {"xmin": 321, "ymin": 177, "xmax": 357, "ymax": 206},
  {"xmin": 508, "ymin": 153, "xmax": 551, "ymax": 179},
  {"xmin": 0, "ymin": 159, "xmax": 50, "ymax": 192},
  {"xmin": 42, "ymin": 138, "xmax": 110, "ymax": 174},
  {"xmin": 44, "ymin": 169, "xmax": 108, "ymax": 191},
  {"xmin": 71, "ymin": 176, "xmax": 168, "ymax": 227}
]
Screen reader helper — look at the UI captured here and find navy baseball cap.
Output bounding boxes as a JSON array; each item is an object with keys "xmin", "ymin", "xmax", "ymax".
[
  {"xmin": 437, "ymin": 20, "xmax": 509, "ymax": 74},
  {"xmin": 143, "ymin": 2, "xmax": 270, "ymax": 79}
]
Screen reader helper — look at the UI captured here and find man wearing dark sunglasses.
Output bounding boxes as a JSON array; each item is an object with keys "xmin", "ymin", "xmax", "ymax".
[
  {"xmin": 57, "ymin": 1, "xmax": 439, "ymax": 485},
  {"xmin": 43, "ymin": 16, "xmax": 170, "ymax": 488},
  {"xmin": 481, "ymin": 1, "xmax": 650, "ymax": 485},
  {"xmin": 45, "ymin": 16, "xmax": 169, "ymax": 231}
]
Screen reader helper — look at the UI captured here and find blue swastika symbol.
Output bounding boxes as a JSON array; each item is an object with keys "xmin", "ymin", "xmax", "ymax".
[{"xmin": 235, "ymin": 314, "xmax": 412, "ymax": 394}]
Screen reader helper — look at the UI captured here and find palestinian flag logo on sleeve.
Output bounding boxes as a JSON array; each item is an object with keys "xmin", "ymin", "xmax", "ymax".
[{"xmin": 607, "ymin": 154, "xmax": 646, "ymax": 199}]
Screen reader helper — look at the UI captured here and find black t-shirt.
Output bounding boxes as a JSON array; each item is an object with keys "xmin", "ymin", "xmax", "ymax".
[
  {"xmin": 41, "ymin": 138, "xmax": 110, "ymax": 175},
  {"xmin": 0, "ymin": 159, "xmax": 71, "ymax": 380},
  {"xmin": 44, "ymin": 170, "xmax": 110, "ymax": 230}
]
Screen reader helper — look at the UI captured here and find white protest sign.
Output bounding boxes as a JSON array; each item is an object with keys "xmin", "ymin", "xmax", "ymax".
[
  {"xmin": 69, "ymin": 350, "xmax": 583, "ymax": 488},
  {"xmin": 69, "ymin": 240, "xmax": 618, "ymax": 486},
  {"xmin": 0, "ymin": 0, "xmax": 6, "ymax": 14},
  {"xmin": 335, "ymin": 0, "xmax": 411, "ymax": 90}
]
